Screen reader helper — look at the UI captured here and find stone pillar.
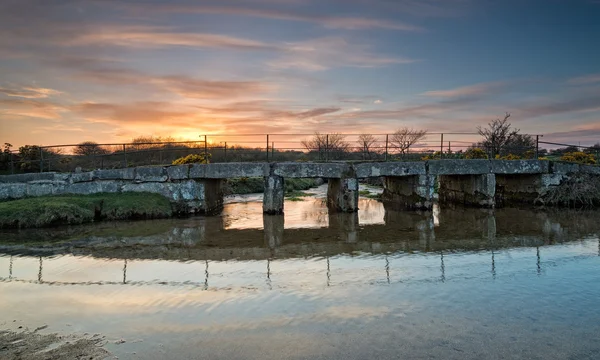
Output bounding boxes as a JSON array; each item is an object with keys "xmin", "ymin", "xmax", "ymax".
[
  {"xmin": 263, "ymin": 214, "xmax": 284, "ymax": 248},
  {"xmin": 263, "ymin": 175, "xmax": 284, "ymax": 215},
  {"xmin": 327, "ymin": 177, "xmax": 359, "ymax": 213},
  {"xmin": 438, "ymin": 174, "xmax": 496, "ymax": 208},
  {"xmin": 202, "ymin": 179, "xmax": 224, "ymax": 215},
  {"xmin": 328, "ymin": 212, "xmax": 359, "ymax": 243},
  {"xmin": 381, "ymin": 175, "xmax": 434, "ymax": 210}
]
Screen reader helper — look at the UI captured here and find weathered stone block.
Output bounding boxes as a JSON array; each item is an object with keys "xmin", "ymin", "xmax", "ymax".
[
  {"xmin": 189, "ymin": 164, "xmax": 206, "ymax": 178},
  {"xmin": 273, "ymin": 162, "xmax": 347, "ymax": 178},
  {"xmin": 26, "ymin": 183, "xmax": 55, "ymax": 197},
  {"xmin": 438, "ymin": 174, "xmax": 496, "ymax": 208},
  {"xmin": 122, "ymin": 182, "xmax": 176, "ymax": 199},
  {"xmin": 355, "ymin": 162, "xmax": 426, "ymax": 178},
  {"xmin": 135, "ymin": 166, "xmax": 167, "ymax": 182},
  {"xmin": 0, "ymin": 172, "xmax": 56, "ymax": 184},
  {"xmin": 205, "ymin": 163, "xmax": 268, "ymax": 178},
  {"xmin": 326, "ymin": 177, "xmax": 359, "ymax": 212},
  {"xmin": 381, "ymin": 175, "xmax": 433, "ymax": 210},
  {"xmin": 70, "ymin": 171, "xmax": 94, "ymax": 183},
  {"xmin": 552, "ymin": 162, "xmax": 580, "ymax": 174},
  {"xmin": 167, "ymin": 165, "xmax": 190, "ymax": 180},
  {"xmin": 490, "ymin": 160, "xmax": 549, "ymax": 174},
  {"xmin": 95, "ymin": 168, "xmax": 135, "ymax": 180},
  {"xmin": 541, "ymin": 174, "xmax": 565, "ymax": 187},
  {"xmin": 178, "ymin": 180, "xmax": 203, "ymax": 201},
  {"xmin": 580, "ymin": 165, "xmax": 600, "ymax": 175},
  {"xmin": 63, "ymin": 182, "xmax": 103, "ymax": 195},
  {"xmin": 0, "ymin": 183, "xmax": 27, "ymax": 200},
  {"xmin": 428, "ymin": 160, "xmax": 491, "ymax": 175},
  {"xmin": 263, "ymin": 175, "xmax": 284, "ymax": 215}
]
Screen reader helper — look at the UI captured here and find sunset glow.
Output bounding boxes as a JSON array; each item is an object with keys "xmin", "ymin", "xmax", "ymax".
[{"xmin": 1, "ymin": 0, "xmax": 599, "ymax": 148}]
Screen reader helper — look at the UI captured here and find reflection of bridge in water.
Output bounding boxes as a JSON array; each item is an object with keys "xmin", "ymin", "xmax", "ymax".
[{"xmin": 1, "ymin": 207, "xmax": 599, "ymax": 288}]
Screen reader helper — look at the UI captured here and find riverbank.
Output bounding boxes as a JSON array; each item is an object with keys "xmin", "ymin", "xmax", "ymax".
[
  {"xmin": 0, "ymin": 192, "xmax": 173, "ymax": 229},
  {"xmin": 0, "ymin": 329, "xmax": 109, "ymax": 359}
]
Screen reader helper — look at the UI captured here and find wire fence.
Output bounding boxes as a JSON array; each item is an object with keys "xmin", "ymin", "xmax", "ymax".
[{"xmin": 1, "ymin": 133, "xmax": 598, "ymax": 174}]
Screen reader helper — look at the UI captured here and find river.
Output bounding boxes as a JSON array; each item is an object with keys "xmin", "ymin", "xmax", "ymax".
[{"xmin": 1, "ymin": 184, "xmax": 599, "ymax": 359}]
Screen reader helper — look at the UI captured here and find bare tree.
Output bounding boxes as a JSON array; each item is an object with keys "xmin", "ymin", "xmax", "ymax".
[
  {"xmin": 390, "ymin": 128, "xmax": 428, "ymax": 155},
  {"xmin": 301, "ymin": 132, "xmax": 349, "ymax": 159},
  {"xmin": 476, "ymin": 113, "xmax": 533, "ymax": 157},
  {"xmin": 357, "ymin": 133, "xmax": 378, "ymax": 159},
  {"xmin": 73, "ymin": 141, "xmax": 108, "ymax": 156}
]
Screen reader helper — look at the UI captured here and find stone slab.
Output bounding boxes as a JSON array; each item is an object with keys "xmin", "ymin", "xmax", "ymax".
[
  {"xmin": 0, "ymin": 183, "xmax": 27, "ymax": 200},
  {"xmin": 580, "ymin": 165, "xmax": 600, "ymax": 175},
  {"xmin": 551, "ymin": 162, "xmax": 580, "ymax": 174},
  {"xmin": 272, "ymin": 162, "xmax": 348, "ymax": 178},
  {"xmin": 167, "ymin": 165, "xmax": 190, "ymax": 180},
  {"xmin": 94, "ymin": 168, "xmax": 136, "ymax": 180},
  {"xmin": 428, "ymin": 159, "xmax": 491, "ymax": 175},
  {"xmin": 0, "ymin": 172, "xmax": 56, "ymax": 184},
  {"xmin": 70, "ymin": 171, "xmax": 95, "ymax": 183},
  {"xmin": 355, "ymin": 162, "xmax": 426, "ymax": 178},
  {"xmin": 490, "ymin": 160, "xmax": 549, "ymax": 174},
  {"xmin": 205, "ymin": 163, "xmax": 269, "ymax": 178},
  {"xmin": 135, "ymin": 167, "xmax": 167, "ymax": 182}
]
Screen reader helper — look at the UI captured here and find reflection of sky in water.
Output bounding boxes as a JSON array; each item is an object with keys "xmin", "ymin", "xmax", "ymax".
[{"xmin": 1, "ymin": 203, "xmax": 600, "ymax": 359}]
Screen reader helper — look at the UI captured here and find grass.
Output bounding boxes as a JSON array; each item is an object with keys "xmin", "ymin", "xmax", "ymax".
[
  {"xmin": 285, "ymin": 190, "xmax": 311, "ymax": 201},
  {"xmin": 358, "ymin": 190, "xmax": 371, "ymax": 196},
  {"xmin": 0, "ymin": 192, "xmax": 173, "ymax": 229},
  {"xmin": 224, "ymin": 177, "xmax": 321, "ymax": 195}
]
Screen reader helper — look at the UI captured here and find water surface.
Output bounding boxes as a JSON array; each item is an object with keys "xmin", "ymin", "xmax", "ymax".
[{"xmin": 1, "ymin": 187, "xmax": 599, "ymax": 359}]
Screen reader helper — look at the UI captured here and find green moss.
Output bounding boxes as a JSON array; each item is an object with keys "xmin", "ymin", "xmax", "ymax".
[
  {"xmin": 286, "ymin": 197, "xmax": 305, "ymax": 202},
  {"xmin": 365, "ymin": 193, "xmax": 382, "ymax": 200},
  {"xmin": 0, "ymin": 192, "xmax": 173, "ymax": 229},
  {"xmin": 359, "ymin": 190, "xmax": 371, "ymax": 196}
]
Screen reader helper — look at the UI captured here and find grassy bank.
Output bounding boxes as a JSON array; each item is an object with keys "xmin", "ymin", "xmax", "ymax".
[
  {"xmin": 0, "ymin": 192, "xmax": 173, "ymax": 229},
  {"xmin": 224, "ymin": 177, "xmax": 321, "ymax": 195}
]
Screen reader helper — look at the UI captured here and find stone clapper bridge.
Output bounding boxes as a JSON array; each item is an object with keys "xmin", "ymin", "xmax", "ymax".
[{"xmin": 1, "ymin": 160, "xmax": 599, "ymax": 214}]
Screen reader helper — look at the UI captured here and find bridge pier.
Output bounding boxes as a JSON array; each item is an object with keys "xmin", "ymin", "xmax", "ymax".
[
  {"xmin": 381, "ymin": 175, "xmax": 434, "ymax": 210},
  {"xmin": 327, "ymin": 177, "xmax": 359, "ymax": 212},
  {"xmin": 263, "ymin": 175, "xmax": 285, "ymax": 215},
  {"xmin": 203, "ymin": 179, "xmax": 225, "ymax": 215},
  {"xmin": 438, "ymin": 174, "xmax": 496, "ymax": 208}
]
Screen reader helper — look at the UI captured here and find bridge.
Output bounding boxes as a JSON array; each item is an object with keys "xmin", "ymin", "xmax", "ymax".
[{"xmin": 0, "ymin": 160, "xmax": 598, "ymax": 214}]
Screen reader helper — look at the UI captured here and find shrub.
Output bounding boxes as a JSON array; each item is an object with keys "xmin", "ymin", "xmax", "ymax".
[
  {"xmin": 496, "ymin": 154, "xmax": 522, "ymax": 160},
  {"xmin": 560, "ymin": 152, "xmax": 596, "ymax": 165},
  {"xmin": 172, "ymin": 153, "xmax": 210, "ymax": 165},
  {"xmin": 465, "ymin": 148, "xmax": 488, "ymax": 159}
]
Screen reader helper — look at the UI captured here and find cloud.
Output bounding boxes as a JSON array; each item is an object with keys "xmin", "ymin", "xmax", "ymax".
[
  {"xmin": 422, "ymin": 81, "xmax": 509, "ymax": 97},
  {"xmin": 374, "ymin": 99, "xmax": 383, "ymax": 104},
  {"xmin": 66, "ymin": 25, "xmax": 277, "ymax": 51},
  {"xmin": 270, "ymin": 37, "xmax": 415, "ymax": 71},
  {"xmin": 568, "ymin": 73, "xmax": 600, "ymax": 85},
  {"xmin": 0, "ymin": 98, "xmax": 65, "ymax": 119},
  {"xmin": 116, "ymin": 3, "xmax": 422, "ymax": 31},
  {"xmin": 0, "ymin": 86, "xmax": 62, "ymax": 99},
  {"xmin": 516, "ymin": 95, "xmax": 600, "ymax": 119},
  {"xmin": 48, "ymin": 56, "xmax": 274, "ymax": 100}
]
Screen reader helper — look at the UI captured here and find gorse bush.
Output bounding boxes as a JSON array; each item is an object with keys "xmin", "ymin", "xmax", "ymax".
[
  {"xmin": 172, "ymin": 153, "xmax": 210, "ymax": 165},
  {"xmin": 560, "ymin": 152, "xmax": 596, "ymax": 165},
  {"xmin": 465, "ymin": 148, "xmax": 488, "ymax": 159}
]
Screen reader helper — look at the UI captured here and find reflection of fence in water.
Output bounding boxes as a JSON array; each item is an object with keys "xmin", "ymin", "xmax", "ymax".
[{"xmin": 3, "ymin": 242, "xmax": 595, "ymax": 288}]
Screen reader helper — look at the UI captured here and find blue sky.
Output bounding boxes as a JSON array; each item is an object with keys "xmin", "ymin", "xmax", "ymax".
[{"xmin": 1, "ymin": 0, "xmax": 599, "ymax": 147}]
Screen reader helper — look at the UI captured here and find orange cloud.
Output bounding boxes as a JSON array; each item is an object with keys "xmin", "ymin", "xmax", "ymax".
[
  {"xmin": 0, "ymin": 86, "xmax": 62, "ymax": 99},
  {"xmin": 0, "ymin": 98, "xmax": 65, "ymax": 119}
]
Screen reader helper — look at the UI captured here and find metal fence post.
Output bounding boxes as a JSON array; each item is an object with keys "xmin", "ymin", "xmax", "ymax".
[
  {"xmin": 272, "ymin": 142, "xmax": 274, "ymax": 160},
  {"xmin": 440, "ymin": 133, "xmax": 444, "ymax": 159},
  {"xmin": 123, "ymin": 144, "xmax": 128, "ymax": 167},
  {"xmin": 39, "ymin": 147, "xmax": 43, "ymax": 173},
  {"xmin": 10, "ymin": 152, "xmax": 14, "ymax": 174},
  {"xmin": 385, "ymin": 134, "xmax": 389, "ymax": 161},
  {"xmin": 224, "ymin": 142, "xmax": 227, "ymax": 162},
  {"xmin": 204, "ymin": 135, "xmax": 208, "ymax": 159},
  {"xmin": 325, "ymin": 134, "xmax": 329, "ymax": 162},
  {"xmin": 266, "ymin": 134, "xmax": 269, "ymax": 162},
  {"xmin": 535, "ymin": 135, "xmax": 540, "ymax": 159}
]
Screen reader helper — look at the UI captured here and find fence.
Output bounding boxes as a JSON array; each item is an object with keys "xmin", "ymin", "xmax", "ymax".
[{"xmin": 1, "ymin": 133, "xmax": 597, "ymax": 174}]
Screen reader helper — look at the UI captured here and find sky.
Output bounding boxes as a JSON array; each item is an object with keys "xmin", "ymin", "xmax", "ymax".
[{"xmin": 1, "ymin": 0, "xmax": 600, "ymax": 148}]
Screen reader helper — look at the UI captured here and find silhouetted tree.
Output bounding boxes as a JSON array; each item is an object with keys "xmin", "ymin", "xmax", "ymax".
[
  {"xmin": 357, "ymin": 133, "xmax": 378, "ymax": 159},
  {"xmin": 390, "ymin": 127, "xmax": 427, "ymax": 155},
  {"xmin": 74, "ymin": 141, "xmax": 108, "ymax": 156}
]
